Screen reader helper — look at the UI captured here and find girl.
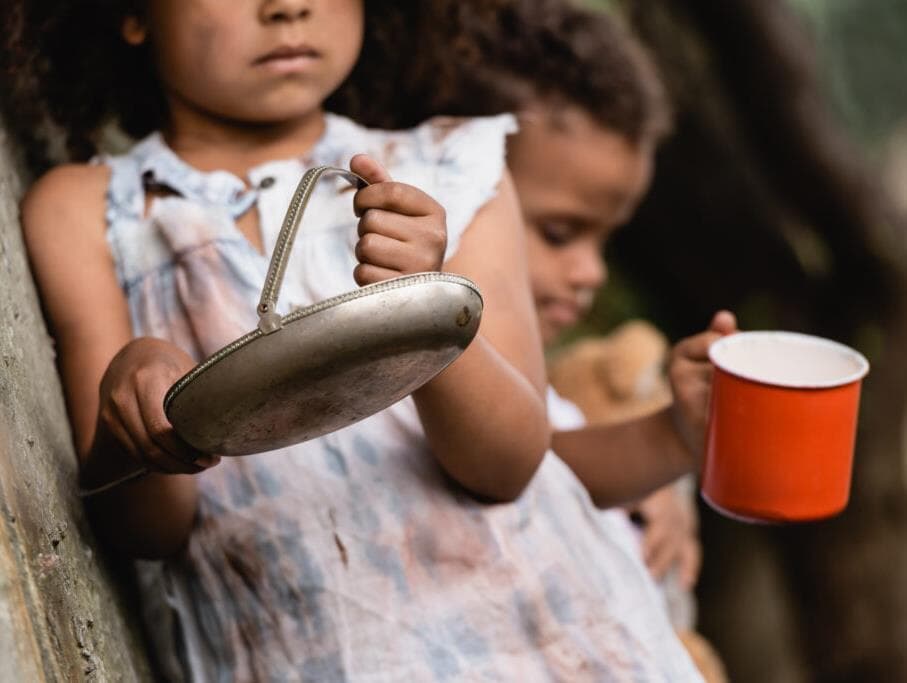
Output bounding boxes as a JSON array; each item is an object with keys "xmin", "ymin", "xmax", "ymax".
[
  {"xmin": 15, "ymin": 0, "xmax": 707, "ymax": 680},
  {"xmin": 337, "ymin": 3, "xmax": 733, "ymax": 679},
  {"xmin": 347, "ymin": 0, "xmax": 733, "ymax": 594}
]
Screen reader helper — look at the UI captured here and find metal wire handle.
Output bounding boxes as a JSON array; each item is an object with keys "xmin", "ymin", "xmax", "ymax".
[{"xmin": 256, "ymin": 166, "xmax": 366, "ymax": 334}]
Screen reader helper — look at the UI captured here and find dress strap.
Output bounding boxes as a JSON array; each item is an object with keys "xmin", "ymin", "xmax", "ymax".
[
  {"xmin": 93, "ymin": 152, "xmax": 147, "ymax": 288},
  {"xmin": 100, "ymin": 152, "xmax": 146, "ymax": 225}
]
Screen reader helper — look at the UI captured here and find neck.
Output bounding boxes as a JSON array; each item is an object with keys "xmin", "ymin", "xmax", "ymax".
[{"xmin": 161, "ymin": 100, "xmax": 327, "ymax": 180}]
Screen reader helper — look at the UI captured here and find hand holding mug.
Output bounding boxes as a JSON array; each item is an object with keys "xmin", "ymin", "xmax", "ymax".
[{"xmin": 668, "ymin": 311, "xmax": 738, "ymax": 458}]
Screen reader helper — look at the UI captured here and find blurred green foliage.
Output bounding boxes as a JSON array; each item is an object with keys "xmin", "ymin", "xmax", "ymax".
[{"xmin": 789, "ymin": 0, "xmax": 907, "ymax": 154}]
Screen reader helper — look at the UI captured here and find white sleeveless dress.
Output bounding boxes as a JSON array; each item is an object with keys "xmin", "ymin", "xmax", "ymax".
[{"xmin": 99, "ymin": 113, "xmax": 702, "ymax": 682}]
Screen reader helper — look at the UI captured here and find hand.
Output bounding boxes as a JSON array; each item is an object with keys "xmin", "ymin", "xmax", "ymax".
[
  {"xmin": 668, "ymin": 310, "xmax": 737, "ymax": 457},
  {"xmin": 350, "ymin": 154, "xmax": 448, "ymax": 285},
  {"xmin": 631, "ymin": 484, "xmax": 701, "ymax": 589},
  {"xmin": 95, "ymin": 338, "xmax": 220, "ymax": 474}
]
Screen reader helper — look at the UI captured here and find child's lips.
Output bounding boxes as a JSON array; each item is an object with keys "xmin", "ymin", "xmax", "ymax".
[
  {"xmin": 253, "ymin": 45, "xmax": 321, "ymax": 73},
  {"xmin": 544, "ymin": 300, "xmax": 584, "ymax": 329}
]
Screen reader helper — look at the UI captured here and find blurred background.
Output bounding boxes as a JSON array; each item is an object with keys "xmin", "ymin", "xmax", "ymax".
[
  {"xmin": 573, "ymin": 1, "xmax": 907, "ymax": 681},
  {"xmin": 1, "ymin": 0, "xmax": 905, "ymax": 680}
]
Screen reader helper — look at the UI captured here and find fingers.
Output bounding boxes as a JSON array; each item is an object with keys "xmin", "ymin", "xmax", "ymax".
[
  {"xmin": 348, "ymin": 156, "xmax": 448, "ymax": 284},
  {"xmin": 101, "ymin": 408, "xmax": 141, "ymax": 463},
  {"xmin": 354, "ymin": 263, "xmax": 403, "ymax": 286},
  {"xmin": 642, "ymin": 524, "xmax": 676, "ymax": 581},
  {"xmin": 104, "ymin": 388, "xmax": 194, "ymax": 474},
  {"xmin": 709, "ymin": 309, "xmax": 738, "ymax": 336},
  {"xmin": 673, "ymin": 310, "xmax": 739, "ymax": 362},
  {"xmin": 354, "ymin": 221, "xmax": 445, "ymax": 272},
  {"xmin": 135, "ymin": 385, "xmax": 214, "ymax": 474},
  {"xmin": 672, "ymin": 332, "xmax": 715, "ymax": 364},
  {"xmin": 349, "ymin": 153, "xmax": 392, "ymax": 185},
  {"xmin": 353, "ymin": 181, "xmax": 440, "ymax": 219},
  {"xmin": 678, "ymin": 540, "xmax": 702, "ymax": 590},
  {"xmin": 357, "ymin": 209, "xmax": 432, "ymax": 242},
  {"xmin": 99, "ymin": 339, "xmax": 221, "ymax": 475},
  {"xmin": 131, "ymin": 385, "xmax": 205, "ymax": 474}
]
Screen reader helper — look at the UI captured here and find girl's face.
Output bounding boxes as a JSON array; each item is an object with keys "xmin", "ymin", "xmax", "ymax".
[
  {"xmin": 508, "ymin": 106, "xmax": 655, "ymax": 347},
  {"xmin": 125, "ymin": 0, "xmax": 364, "ymax": 126}
]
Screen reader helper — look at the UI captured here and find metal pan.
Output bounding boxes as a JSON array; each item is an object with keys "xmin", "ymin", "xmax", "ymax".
[
  {"xmin": 80, "ymin": 166, "xmax": 482, "ymax": 496},
  {"xmin": 164, "ymin": 272, "xmax": 482, "ymax": 455}
]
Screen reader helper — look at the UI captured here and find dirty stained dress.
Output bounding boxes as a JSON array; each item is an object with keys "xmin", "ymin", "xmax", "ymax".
[{"xmin": 99, "ymin": 113, "xmax": 702, "ymax": 682}]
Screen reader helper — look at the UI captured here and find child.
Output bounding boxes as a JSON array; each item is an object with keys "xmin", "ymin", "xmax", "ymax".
[
  {"xmin": 345, "ymin": 0, "xmax": 733, "ymax": 593},
  {"xmin": 336, "ymin": 2, "xmax": 733, "ymax": 678},
  {"xmin": 16, "ymin": 1, "xmax": 709, "ymax": 680}
]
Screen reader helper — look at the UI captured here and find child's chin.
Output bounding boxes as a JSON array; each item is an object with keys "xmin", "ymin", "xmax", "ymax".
[{"xmin": 541, "ymin": 323, "xmax": 563, "ymax": 347}]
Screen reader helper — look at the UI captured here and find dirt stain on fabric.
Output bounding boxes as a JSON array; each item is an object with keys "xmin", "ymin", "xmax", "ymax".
[{"xmin": 333, "ymin": 533, "xmax": 349, "ymax": 568}]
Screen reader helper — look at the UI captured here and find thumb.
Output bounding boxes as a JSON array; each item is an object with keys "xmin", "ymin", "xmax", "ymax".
[
  {"xmin": 709, "ymin": 310, "xmax": 737, "ymax": 336},
  {"xmin": 349, "ymin": 154, "xmax": 393, "ymax": 185}
]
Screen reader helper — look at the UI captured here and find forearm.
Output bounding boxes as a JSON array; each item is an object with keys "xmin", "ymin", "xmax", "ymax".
[
  {"xmin": 80, "ymin": 427, "xmax": 198, "ymax": 559},
  {"xmin": 552, "ymin": 406, "xmax": 696, "ymax": 508},
  {"xmin": 413, "ymin": 335, "xmax": 549, "ymax": 502}
]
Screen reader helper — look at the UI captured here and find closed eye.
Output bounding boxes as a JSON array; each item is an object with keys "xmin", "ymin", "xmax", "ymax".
[{"xmin": 538, "ymin": 221, "xmax": 575, "ymax": 247}]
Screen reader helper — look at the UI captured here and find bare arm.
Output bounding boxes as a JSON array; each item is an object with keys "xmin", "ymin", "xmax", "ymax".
[
  {"xmin": 350, "ymin": 156, "xmax": 549, "ymax": 501},
  {"xmin": 413, "ymin": 172, "xmax": 549, "ymax": 501},
  {"xmin": 21, "ymin": 165, "xmax": 209, "ymax": 558},
  {"xmin": 553, "ymin": 407, "xmax": 693, "ymax": 508},
  {"xmin": 555, "ymin": 311, "xmax": 737, "ymax": 508}
]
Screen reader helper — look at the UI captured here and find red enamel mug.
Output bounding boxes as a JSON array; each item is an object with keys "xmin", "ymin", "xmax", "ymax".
[{"xmin": 701, "ymin": 331, "xmax": 869, "ymax": 523}]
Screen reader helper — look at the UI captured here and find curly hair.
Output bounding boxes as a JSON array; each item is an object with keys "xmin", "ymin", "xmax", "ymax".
[
  {"xmin": 2, "ymin": 0, "xmax": 151, "ymax": 169},
  {"xmin": 1, "ymin": 0, "xmax": 669, "ymax": 172},
  {"xmin": 333, "ymin": 0, "xmax": 673, "ymax": 145},
  {"xmin": 0, "ymin": 1, "xmax": 454, "ymax": 170}
]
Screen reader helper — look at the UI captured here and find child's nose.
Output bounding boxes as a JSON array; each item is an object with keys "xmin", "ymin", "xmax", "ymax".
[
  {"xmin": 569, "ymin": 249, "xmax": 607, "ymax": 290},
  {"xmin": 260, "ymin": 0, "xmax": 311, "ymax": 24}
]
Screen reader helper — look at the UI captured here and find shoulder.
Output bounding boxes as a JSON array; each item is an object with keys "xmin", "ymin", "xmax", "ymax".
[
  {"xmin": 327, "ymin": 113, "xmax": 517, "ymax": 171},
  {"xmin": 326, "ymin": 113, "xmax": 519, "ymax": 255},
  {"xmin": 414, "ymin": 116, "xmax": 519, "ymax": 250},
  {"xmin": 414, "ymin": 114, "xmax": 518, "ymax": 151},
  {"xmin": 20, "ymin": 162, "xmax": 129, "ymax": 339},
  {"xmin": 21, "ymin": 163, "xmax": 110, "ymax": 238},
  {"xmin": 21, "ymin": 163, "xmax": 111, "ymax": 255},
  {"xmin": 22, "ymin": 163, "xmax": 109, "ymax": 211},
  {"xmin": 372, "ymin": 115, "xmax": 519, "ymax": 250}
]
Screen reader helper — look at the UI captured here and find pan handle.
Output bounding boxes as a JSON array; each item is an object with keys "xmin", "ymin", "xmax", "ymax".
[{"xmin": 256, "ymin": 166, "xmax": 367, "ymax": 334}]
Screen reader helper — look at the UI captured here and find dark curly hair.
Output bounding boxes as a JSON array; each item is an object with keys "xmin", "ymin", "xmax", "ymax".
[
  {"xmin": 1, "ymin": 0, "xmax": 669, "ymax": 172},
  {"xmin": 0, "ymin": 1, "xmax": 459, "ymax": 170},
  {"xmin": 3, "ymin": 0, "xmax": 153, "ymax": 169},
  {"xmin": 333, "ymin": 0, "xmax": 673, "ymax": 145}
]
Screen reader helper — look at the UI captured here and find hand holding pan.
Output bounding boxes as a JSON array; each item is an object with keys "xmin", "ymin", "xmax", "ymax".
[{"xmin": 81, "ymin": 166, "xmax": 482, "ymax": 495}]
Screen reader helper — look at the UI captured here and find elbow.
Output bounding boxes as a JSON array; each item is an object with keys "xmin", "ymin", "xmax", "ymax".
[
  {"xmin": 589, "ymin": 491, "xmax": 626, "ymax": 510},
  {"xmin": 470, "ymin": 477, "xmax": 532, "ymax": 504},
  {"xmin": 86, "ymin": 508, "xmax": 191, "ymax": 559},
  {"xmin": 471, "ymin": 414, "xmax": 551, "ymax": 503},
  {"xmin": 110, "ymin": 531, "xmax": 190, "ymax": 561},
  {"xmin": 83, "ymin": 473, "xmax": 199, "ymax": 560},
  {"xmin": 479, "ymin": 479, "xmax": 533, "ymax": 505}
]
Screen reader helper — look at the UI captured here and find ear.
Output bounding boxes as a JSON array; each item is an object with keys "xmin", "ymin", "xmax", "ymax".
[{"xmin": 121, "ymin": 15, "xmax": 148, "ymax": 46}]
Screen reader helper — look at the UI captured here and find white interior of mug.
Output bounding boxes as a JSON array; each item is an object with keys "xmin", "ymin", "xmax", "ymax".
[{"xmin": 709, "ymin": 331, "xmax": 869, "ymax": 388}]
